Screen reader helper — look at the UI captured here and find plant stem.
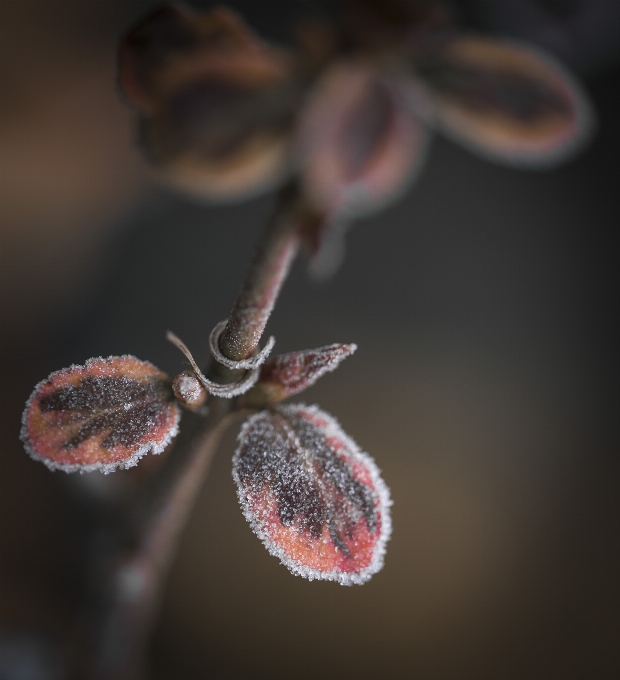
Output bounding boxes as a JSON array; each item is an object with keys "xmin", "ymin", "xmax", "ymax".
[
  {"xmin": 219, "ymin": 181, "xmax": 303, "ymax": 361},
  {"xmin": 93, "ymin": 405, "xmax": 232, "ymax": 680},
  {"xmin": 89, "ymin": 184, "xmax": 306, "ymax": 679}
]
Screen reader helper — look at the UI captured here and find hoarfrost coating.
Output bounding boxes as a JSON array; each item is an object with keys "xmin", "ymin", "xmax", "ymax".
[
  {"xmin": 233, "ymin": 404, "xmax": 392, "ymax": 585},
  {"xmin": 21, "ymin": 356, "xmax": 181, "ymax": 474}
]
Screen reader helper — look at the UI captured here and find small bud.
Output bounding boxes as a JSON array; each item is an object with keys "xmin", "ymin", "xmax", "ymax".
[
  {"xmin": 233, "ymin": 404, "xmax": 392, "ymax": 585},
  {"xmin": 119, "ymin": 4, "xmax": 301, "ymax": 201},
  {"xmin": 418, "ymin": 36, "xmax": 595, "ymax": 166},
  {"xmin": 172, "ymin": 370, "xmax": 207, "ymax": 410},
  {"xmin": 237, "ymin": 343, "xmax": 356, "ymax": 408},
  {"xmin": 21, "ymin": 356, "xmax": 180, "ymax": 474}
]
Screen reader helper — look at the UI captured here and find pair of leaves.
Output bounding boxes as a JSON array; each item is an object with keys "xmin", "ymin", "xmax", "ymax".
[
  {"xmin": 299, "ymin": 36, "xmax": 593, "ymax": 223},
  {"xmin": 119, "ymin": 4, "xmax": 594, "ymax": 278},
  {"xmin": 21, "ymin": 344, "xmax": 355, "ymax": 473},
  {"xmin": 22, "ymin": 345, "xmax": 390, "ymax": 583}
]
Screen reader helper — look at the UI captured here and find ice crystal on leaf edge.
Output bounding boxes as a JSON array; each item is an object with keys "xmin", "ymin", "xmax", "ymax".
[
  {"xmin": 20, "ymin": 355, "xmax": 181, "ymax": 474},
  {"xmin": 233, "ymin": 403, "xmax": 392, "ymax": 585}
]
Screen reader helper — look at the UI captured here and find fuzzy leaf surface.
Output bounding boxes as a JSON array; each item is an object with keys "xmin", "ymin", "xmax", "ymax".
[
  {"xmin": 22, "ymin": 356, "xmax": 180, "ymax": 473},
  {"xmin": 233, "ymin": 404, "xmax": 391, "ymax": 585}
]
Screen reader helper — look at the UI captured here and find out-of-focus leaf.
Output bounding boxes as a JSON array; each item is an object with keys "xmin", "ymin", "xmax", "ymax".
[
  {"xmin": 21, "ymin": 356, "xmax": 180, "ymax": 474},
  {"xmin": 119, "ymin": 3, "xmax": 300, "ymax": 201},
  {"xmin": 419, "ymin": 36, "xmax": 595, "ymax": 166},
  {"xmin": 296, "ymin": 59, "xmax": 430, "ymax": 222},
  {"xmin": 233, "ymin": 404, "xmax": 392, "ymax": 585}
]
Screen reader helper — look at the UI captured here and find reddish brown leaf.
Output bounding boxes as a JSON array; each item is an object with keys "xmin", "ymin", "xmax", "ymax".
[
  {"xmin": 419, "ymin": 36, "xmax": 595, "ymax": 166},
  {"xmin": 21, "ymin": 356, "xmax": 180, "ymax": 473},
  {"xmin": 233, "ymin": 404, "xmax": 392, "ymax": 585},
  {"xmin": 296, "ymin": 60, "xmax": 430, "ymax": 220},
  {"xmin": 118, "ymin": 3, "xmax": 298, "ymax": 201}
]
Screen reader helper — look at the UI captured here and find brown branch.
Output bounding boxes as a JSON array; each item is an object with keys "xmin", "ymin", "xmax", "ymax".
[
  {"xmin": 91, "ymin": 403, "xmax": 232, "ymax": 680},
  {"xmin": 88, "ymin": 184, "xmax": 308, "ymax": 679},
  {"xmin": 219, "ymin": 182, "xmax": 303, "ymax": 362}
]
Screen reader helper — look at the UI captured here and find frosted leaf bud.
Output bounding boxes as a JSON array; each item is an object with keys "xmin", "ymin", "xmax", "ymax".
[
  {"xmin": 172, "ymin": 370, "xmax": 207, "ymax": 410},
  {"xmin": 237, "ymin": 343, "xmax": 357, "ymax": 409},
  {"xmin": 233, "ymin": 404, "xmax": 392, "ymax": 585},
  {"xmin": 119, "ymin": 4, "xmax": 301, "ymax": 201},
  {"xmin": 21, "ymin": 356, "xmax": 181, "ymax": 474}
]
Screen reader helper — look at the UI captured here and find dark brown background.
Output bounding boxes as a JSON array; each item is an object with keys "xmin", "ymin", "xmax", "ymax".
[{"xmin": 1, "ymin": 2, "xmax": 619, "ymax": 678}]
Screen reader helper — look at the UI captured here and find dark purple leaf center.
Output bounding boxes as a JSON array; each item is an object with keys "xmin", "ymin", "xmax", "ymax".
[
  {"xmin": 39, "ymin": 376, "xmax": 174, "ymax": 450},
  {"xmin": 236, "ymin": 410, "xmax": 378, "ymax": 556},
  {"xmin": 419, "ymin": 57, "xmax": 569, "ymax": 121}
]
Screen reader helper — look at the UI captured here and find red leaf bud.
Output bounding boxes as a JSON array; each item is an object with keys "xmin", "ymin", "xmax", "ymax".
[
  {"xmin": 237, "ymin": 343, "xmax": 357, "ymax": 408},
  {"xmin": 172, "ymin": 370, "xmax": 207, "ymax": 410}
]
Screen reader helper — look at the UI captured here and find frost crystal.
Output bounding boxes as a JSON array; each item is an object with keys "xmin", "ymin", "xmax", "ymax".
[
  {"xmin": 233, "ymin": 404, "xmax": 391, "ymax": 585},
  {"xmin": 175, "ymin": 372, "xmax": 204, "ymax": 402},
  {"xmin": 21, "ymin": 356, "xmax": 180, "ymax": 474}
]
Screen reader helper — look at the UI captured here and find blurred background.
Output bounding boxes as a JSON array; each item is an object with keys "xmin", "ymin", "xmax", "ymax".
[{"xmin": 1, "ymin": 1, "xmax": 619, "ymax": 678}]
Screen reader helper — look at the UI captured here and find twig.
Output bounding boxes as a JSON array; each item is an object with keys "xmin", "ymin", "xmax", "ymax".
[
  {"xmin": 89, "ymin": 183, "xmax": 306, "ymax": 679},
  {"xmin": 93, "ymin": 406, "xmax": 231, "ymax": 680},
  {"xmin": 219, "ymin": 182, "xmax": 303, "ymax": 361}
]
